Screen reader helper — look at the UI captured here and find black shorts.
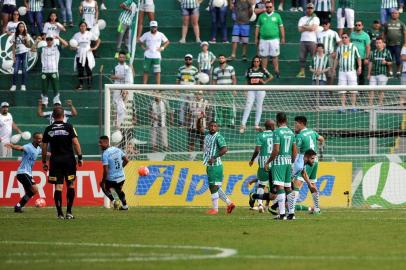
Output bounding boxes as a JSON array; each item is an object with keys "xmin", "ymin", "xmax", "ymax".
[
  {"xmin": 268, "ymin": 169, "xmax": 276, "ymax": 194},
  {"xmin": 187, "ymin": 128, "xmax": 204, "ymax": 146},
  {"xmin": 2, "ymin": 4, "xmax": 16, "ymax": 15},
  {"xmin": 105, "ymin": 180, "xmax": 125, "ymax": 191},
  {"xmin": 17, "ymin": 174, "xmax": 35, "ymax": 191},
  {"xmin": 48, "ymin": 158, "xmax": 77, "ymax": 184}
]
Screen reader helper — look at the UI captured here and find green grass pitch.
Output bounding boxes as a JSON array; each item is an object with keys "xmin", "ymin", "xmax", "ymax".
[{"xmin": 1, "ymin": 207, "xmax": 406, "ymax": 270}]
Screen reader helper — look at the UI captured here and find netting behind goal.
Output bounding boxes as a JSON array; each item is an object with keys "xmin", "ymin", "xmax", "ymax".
[{"xmin": 105, "ymin": 84, "xmax": 406, "ymax": 208}]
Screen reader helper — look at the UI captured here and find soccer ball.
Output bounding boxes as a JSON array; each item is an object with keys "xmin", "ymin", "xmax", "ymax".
[
  {"xmin": 69, "ymin": 39, "xmax": 78, "ymax": 48},
  {"xmin": 21, "ymin": 131, "xmax": 31, "ymax": 140},
  {"xmin": 98, "ymin": 19, "xmax": 107, "ymax": 30},
  {"xmin": 111, "ymin": 130, "xmax": 123, "ymax": 143},
  {"xmin": 35, "ymin": 198, "xmax": 46, "ymax": 208},
  {"xmin": 18, "ymin": 7, "xmax": 27, "ymax": 16},
  {"xmin": 212, "ymin": 0, "xmax": 225, "ymax": 8},
  {"xmin": 197, "ymin": 72, "xmax": 209, "ymax": 84},
  {"xmin": 10, "ymin": 134, "xmax": 21, "ymax": 144},
  {"xmin": 2, "ymin": 60, "xmax": 13, "ymax": 70},
  {"xmin": 138, "ymin": 166, "xmax": 149, "ymax": 176}
]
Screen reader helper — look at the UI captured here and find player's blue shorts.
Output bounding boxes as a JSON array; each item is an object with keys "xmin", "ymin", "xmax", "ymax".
[
  {"xmin": 292, "ymin": 154, "xmax": 305, "ymax": 180},
  {"xmin": 231, "ymin": 24, "xmax": 250, "ymax": 43}
]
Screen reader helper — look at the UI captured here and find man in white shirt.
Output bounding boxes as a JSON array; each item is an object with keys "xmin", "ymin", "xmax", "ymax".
[
  {"xmin": 297, "ymin": 3, "xmax": 320, "ymax": 78},
  {"xmin": 138, "ymin": 20, "xmax": 170, "ymax": 84},
  {"xmin": 150, "ymin": 93, "xmax": 173, "ymax": 152},
  {"xmin": 0, "ymin": 102, "xmax": 22, "ymax": 157}
]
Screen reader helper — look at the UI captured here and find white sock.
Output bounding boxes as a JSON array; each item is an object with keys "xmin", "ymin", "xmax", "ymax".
[
  {"xmin": 277, "ymin": 193, "xmax": 286, "ymax": 215},
  {"xmin": 287, "ymin": 192, "xmax": 295, "ymax": 214},
  {"xmin": 312, "ymin": 192, "xmax": 320, "ymax": 211},
  {"xmin": 257, "ymin": 186, "xmax": 264, "ymax": 206},
  {"xmin": 211, "ymin": 192, "xmax": 219, "ymax": 210},
  {"xmin": 218, "ymin": 188, "xmax": 231, "ymax": 205}
]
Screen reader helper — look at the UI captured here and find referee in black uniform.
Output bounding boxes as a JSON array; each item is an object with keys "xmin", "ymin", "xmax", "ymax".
[{"xmin": 41, "ymin": 107, "xmax": 83, "ymax": 219}]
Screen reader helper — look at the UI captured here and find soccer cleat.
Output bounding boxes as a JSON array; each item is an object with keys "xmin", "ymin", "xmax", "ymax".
[
  {"xmin": 113, "ymin": 200, "xmax": 121, "ymax": 210},
  {"xmin": 287, "ymin": 214, "xmax": 296, "ymax": 220},
  {"xmin": 10, "ymin": 85, "xmax": 16, "ymax": 91},
  {"xmin": 248, "ymin": 192, "xmax": 255, "ymax": 208},
  {"xmin": 258, "ymin": 205, "xmax": 264, "ymax": 213},
  {"xmin": 57, "ymin": 214, "xmax": 65, "ymax": 219},
  {"xmin": 268, "ymin": 207, "xmax": 278, "ymax": 216},
  {"xmin": 274, "ymin": 214, "xmax": 287, "ymax": 220},
  {"xmin": 100, "ymin": 3, "xmax": 107, "ymax": 10},
  {"xmin": 249, "ymin": 206, "xmax": 259, "ymax": 211},
  {"xmin": 296, "ymin": 71, "xmax": 305, "ymax": 78},
  {"xmin": 14, "ymin": 206, "xmax": 23, "ymax": 213},
  {"xmin": 119, "ymin": 205, "xmax": 129, "ymax": 211},
  {"xmin": 226, "ymin": 202, "xmax": 236, "ymax": 214},
  {"xmin": 21, "ymin": 85, "xmax": 26, "ymax": 91},
  {"xmin": 65, "ymin": 213, "xmax": 75, "ymax": 219},
  {"xmin": 310, "ymin": 209, "xmax": 321, "ymax": 215},
  {"xmin": 207, "ymin": 209, "xmax": 218, "ymax": 215}
]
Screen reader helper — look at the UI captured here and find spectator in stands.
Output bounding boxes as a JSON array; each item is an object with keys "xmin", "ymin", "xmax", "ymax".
[
  {"xmin": 79, "ymin": 0, "xmax": 98, "ymax": 30},
  {"xmin": 336, "ymin": 0, "xmax": 354, "ymax": 36},
  {"xmin": 314, "ymin": 0, "xmax": 334, "ymax": 23},
  {"xmin": 401, "ymin": 44, "xmax": 406, "ymax": 106},
  {"xmin": 212, "ymin": 54, "xmax": 237, "ymax": 127},
  {"xmin": 400, "ymin": 0, "xmax": 404, "ymax": 13},
  {"xmin": 116, "ymin": 0, "xmax": 137, "ymax": 58},
  {"xmin": 150, "ymin": 93, "xmax": 173, "ymax": 152},
  {"xmin": 10, "ymin": 22, "xmax": 33, "ymax": 92},
  {"xmin": 317, "ymin": 20, "xmax": 341, "ymax": 85},
  {"xmin": 254, "ymin": 0, "xmax": 267, "ymax": 16},
  {"xmin": 37, "ymin": 99, "xmax": 77, "ymax": 124},
  {"xmin": 296, "ymin": 3, "xmax": 320, "ymax": 78},
  {"xmin": 139, "ymin": 20, "xmax": 169, "ymax": 84},
  {"xmin": 25, "ymin": 0, "xmax": 44, "ymax": 37},
  {"xmin": 240, "ymin": 55, "xmax": 272, "ymax": 134},
  {"xmin": 0, "ymin": 101, "xmax": 22, "ymax": 157},
  {"xmin": 381, "ymin": 0, "xmax": 398, "ymax": 25},
  {"xmin": 179, "ymin": 0, "xmax": 202, "ymax": 43},
  {"xmin": 333, "ymin": 33, "xmax": 361, "ymax": 112},
  {"xmin": 43, "ymin": 12, "xmax": 66, "ymax": 38},
  {"xmin": 71, "ymin": 21, "xmax": 101, "ymax": 90},
  {"xmin": 39, "ymin": 35, "xmax": 68, "ymax": 107},
  {"xmin": 137, "ymin": 0, "xmax": 155, "ymax": 40},
  {"xmin": 49, "ymin": 0, "xmax": 57, "ymax": 9},
  {"xmin": 255, "ymin": 1, "xmax": 284, "ymax": 77},
  {"xmin": 187, "ymin": 91, "xmax": 209, "ymax": 155},
  {"xmin": 6, "ymin": 9, "xmax": 20, "ymax": 35},
  {"xmin": 209, "ymin": 0, "xmax": 228, "ymax": 43},
  {"xmin": 197, "ymin": 41, "xmax": 216, "ymax": 76},
  {"xmin": 57, "ymin": 0, "xmax": 74, "ymax": 27},
  {"xmin": 2, "ymin": 0, "xmax": 17, "ymax": 33},
  {"xmin": 383, "ymin": 9, "xmax": 406, "ymax": 78},
  {"xmin": 310, "ymin": 43, "xmax": 330, "ymax": 85},
  {"xmin": 367, "ymin": 37, "xmax": 392, "ymax": 106},
  {"xmin": 350, "ymin": 20, "xmax": 371, "ymax": 85},
  {"xmin": 290, "ymin": 0, "xmax": 308, "ymax": 12},
  {"xmin": 368, "ymin": 20, "xmax": 383, "ymax": 51}
]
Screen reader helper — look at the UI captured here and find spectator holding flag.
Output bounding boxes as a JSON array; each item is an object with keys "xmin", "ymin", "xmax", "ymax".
[{"xmin": 116, "ymin": 0, "xmax": 137, "ymax": 59}]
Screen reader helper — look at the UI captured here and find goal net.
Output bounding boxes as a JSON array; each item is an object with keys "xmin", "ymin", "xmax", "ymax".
[{"xmin": 104, "ymin": 84, "xmax": 406, "ymax": 208}]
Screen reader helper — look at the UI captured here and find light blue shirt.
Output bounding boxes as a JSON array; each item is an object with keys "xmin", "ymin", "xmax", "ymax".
[
  {"xmin": 17, "ymin": 143, "xmax": 42, "ymax": 176},
  {"xmin": 102, "ymin": 146, "xmax": 126, "ymax": 182}
]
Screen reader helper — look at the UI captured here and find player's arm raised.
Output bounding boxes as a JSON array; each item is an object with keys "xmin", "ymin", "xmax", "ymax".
[
  {"xmin": 265, "ymin": 144, "xmax": 279, "ymax": 171},
  {"xmin": 5, "ymin": 143, "xmax": 24, "ymax": 151},
  {"xmin": 249, "ymin": 146, "xmax": 260, "ymax": 167},
  {"xmin": 72, "ymin": 137, "xmax": 83, "ymax": 167}
]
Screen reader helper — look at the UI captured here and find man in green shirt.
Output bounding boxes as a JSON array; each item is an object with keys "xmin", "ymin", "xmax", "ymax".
[
  {"xmin": 265, "ymin": 112, "xmax": 297, "ymax": 220},
  {"xmin": 350, "ymin": 20, "xmax": 371, "ymax": 85},
  {"xmin": 255, "ymin": 1, "xmax": 285, "ymax": 76},
  {"xmin": 367, "ymin": 20, "xmax": 383, "ymax": 51},
  {"xmin": 204, "ymin": 121, "xmax": 235, "ymax": 215}
]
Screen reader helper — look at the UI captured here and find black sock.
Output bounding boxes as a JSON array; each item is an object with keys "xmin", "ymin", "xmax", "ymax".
[
  {"xmin": 118, "ymin": 191, "xmax": 127, "ymax": 206},
  {"xmin": 18, "ymin": 190, "xmax": 34, "ymax": 207},
  {"xmin": 101, "ymin": 185, "xmax": 114, "ymax": 201},
  {"xmin": 66, "ymin": 188, "xmax": 75, "ymax": 214},
  {"xmin": 54, "ymin": 190, "xmax": 63, "ymax": 216},
  {"xmin": 271, "ymin": 202, "xmax": 278, "ymax": 210},
  {"xmin": 253, "ymin": 192, "xmax": 270, "ymax": 200}
]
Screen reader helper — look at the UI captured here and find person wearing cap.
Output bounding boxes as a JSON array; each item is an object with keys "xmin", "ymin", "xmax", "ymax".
[
  {"xmin": 296, "ymin": 3, "xmax": 320, "ymax": 78},
  {"xmin": 383, "ymin": 9, "xmax": 406, "ymax": 78},
  {"xmin": 336, "ymin": 0, "xmax": 355, "ymax": 37},
  {"xmin": 139, "ymin": 20, "xmax": 169, "ymax": 84},
  {"xmin": 197, "ymin": 41, "xmax": 216, "ymax": 76},
  {"xmin": 367, "ymin": 20, "xmax": 383, "ymax": 51},
  {"xmin": 0, "ymin": 102, "xmax": 22, "ymax": 157},
  {"xmin": 350, "ymin": 20, "xmax": 371, "ymax": 85},
  {"xmin": 136, "ymin": 0, "xmax": 155, "ymax": 41},
  {"xmin": 314, "ymin": 0, "xmax": 334, "ymax": 23},
  {"xmin": 37, "ymin": 99, "xmax": 77, "ymax": 124},
  {"xmin": 39, "ymin": 34, "xmax": 68, "ymax": 107},
  {"xmin": 178, "ymin": 0, "xmax": 203, "ymax": 43},
  {"xmin": 116, "ymin": 0, "xmax": 137, "ymax": 58},
  {"xmin": 381, "ymin": 0, "xmax": 398, "ymax": 25},
  {"xmin": 25, "ymin": 0, "xmax": 44, "ymax": 37}
]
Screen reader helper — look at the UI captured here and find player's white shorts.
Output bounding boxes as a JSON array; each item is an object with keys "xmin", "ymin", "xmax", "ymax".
[
  {"xmin": 257, "ymin": 179, "xmax": 270, "ymax": 187},
  {"xmin": 338, "ymin": 71, "xmax": 358, "ymax": 93},
  {"xmin": 258, "ymin": 39, "xmax": 280, "ymax": 57},
  {"xmin": 369, "ymin": 74, "xmax": 388, "ymax": 85},
  {"xmin": 140, "ymin": 3, "xmax": 155, "ymax": 13},
  {"xmin": 337, "ymin": 8, "xmax": 355, "ymax": 29}
]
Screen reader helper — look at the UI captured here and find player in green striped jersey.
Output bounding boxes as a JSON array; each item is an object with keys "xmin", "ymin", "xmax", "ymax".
[
  {"xmin": 203, "ymin": 121, "xmax": 235, "ymax": 215},
  {"xmin": 264, "ymin": 112, "xmax": 297, "ymax": 220},
  {"xmin": 249, "ymin": 120, "xmax": 275, "ymax": 213},
  {"xmin": 367, "ymin": 37, "xmax": 392, "ymax": 106},
  {"xmin": 290, "ymin": 116, "xmax": 325, "ymax": 217}
]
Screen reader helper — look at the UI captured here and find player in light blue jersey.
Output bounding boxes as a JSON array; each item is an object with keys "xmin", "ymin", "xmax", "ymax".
[
  {"xmin": 6, "ymin": 132, "xmax": 42, "ymax": 213},
  {"xmin": 99, "ymin": 135, "xmax": 129, "ymax": 210}
]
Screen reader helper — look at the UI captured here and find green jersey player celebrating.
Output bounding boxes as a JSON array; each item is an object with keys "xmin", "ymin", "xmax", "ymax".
[
  {"xmin": 264, "ymin": 112, "xmax": 297, "ymax": 220},
  {"xmin": 291, "ymin": 116, "xmax": 325, "ymax": 215},
  {"xmin": 249, "ymin": 120, "xmax": 275, "ymax": 213},
  {"xmin": 204, "ymin": 121, "xmax": 235, "ymax": 215}
]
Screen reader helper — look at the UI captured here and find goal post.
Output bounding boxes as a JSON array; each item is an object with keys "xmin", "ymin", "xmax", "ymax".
[{"xmin": 103, "ymin": 84, "xmax": 406, "ymax": 208}]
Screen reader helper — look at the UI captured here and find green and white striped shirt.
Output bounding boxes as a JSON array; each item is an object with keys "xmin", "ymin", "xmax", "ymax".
[
  {"xmin": 29, "ymin": 0, "xmax": 43, "ymax": 12},
  {"xmin": 317, "ymin": 29, "xmax": 341, "ymax": 55},
  {"xmin": 381, "ymin": 0, "xmax": 398, "ymax": 8},
  {"xmin": 203, "ymin": 132, "xmax": 227, "ymax": 166},
  {"xmin": 272, "ymin": 126, "xmax": 295, "ymax": 166},
  {"xmin": 256, "ymin": 130, "xmax": 273, "ymax": 168},
  {"xmin": 177, "ymin": 65, "xmax": 199, "ymax": 85},
  {"xmin": 212, "ymin": 64, "xmax": 235, "ymax": 85},
  {"xmin": 369, "ymin": 48, "xmax": 392, "ymax": 76},
  {"xmin": 119, "ymin": 0, "xmax": 137, "ymax": 25},
  {"xmin": 315, "ymin": 0, "xmax": 332, "ymax": 12},
  {"xmin": 180, "ymin": 0, "xmax": 199, "ymax": 9},
  {"xmin": 197, "ymin": 51, "xmax": 216, "ymax": 71},
  {"xmin": 337, "ymin": 0, "xmax": 354, "ymax": 9},
  {"xmin": 336, "ymin": 43, "xmax": 360, "ymax": 72},
  {"xmin": 311, "ymin": 54, "xmax": 329, "ymax": 81}
]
